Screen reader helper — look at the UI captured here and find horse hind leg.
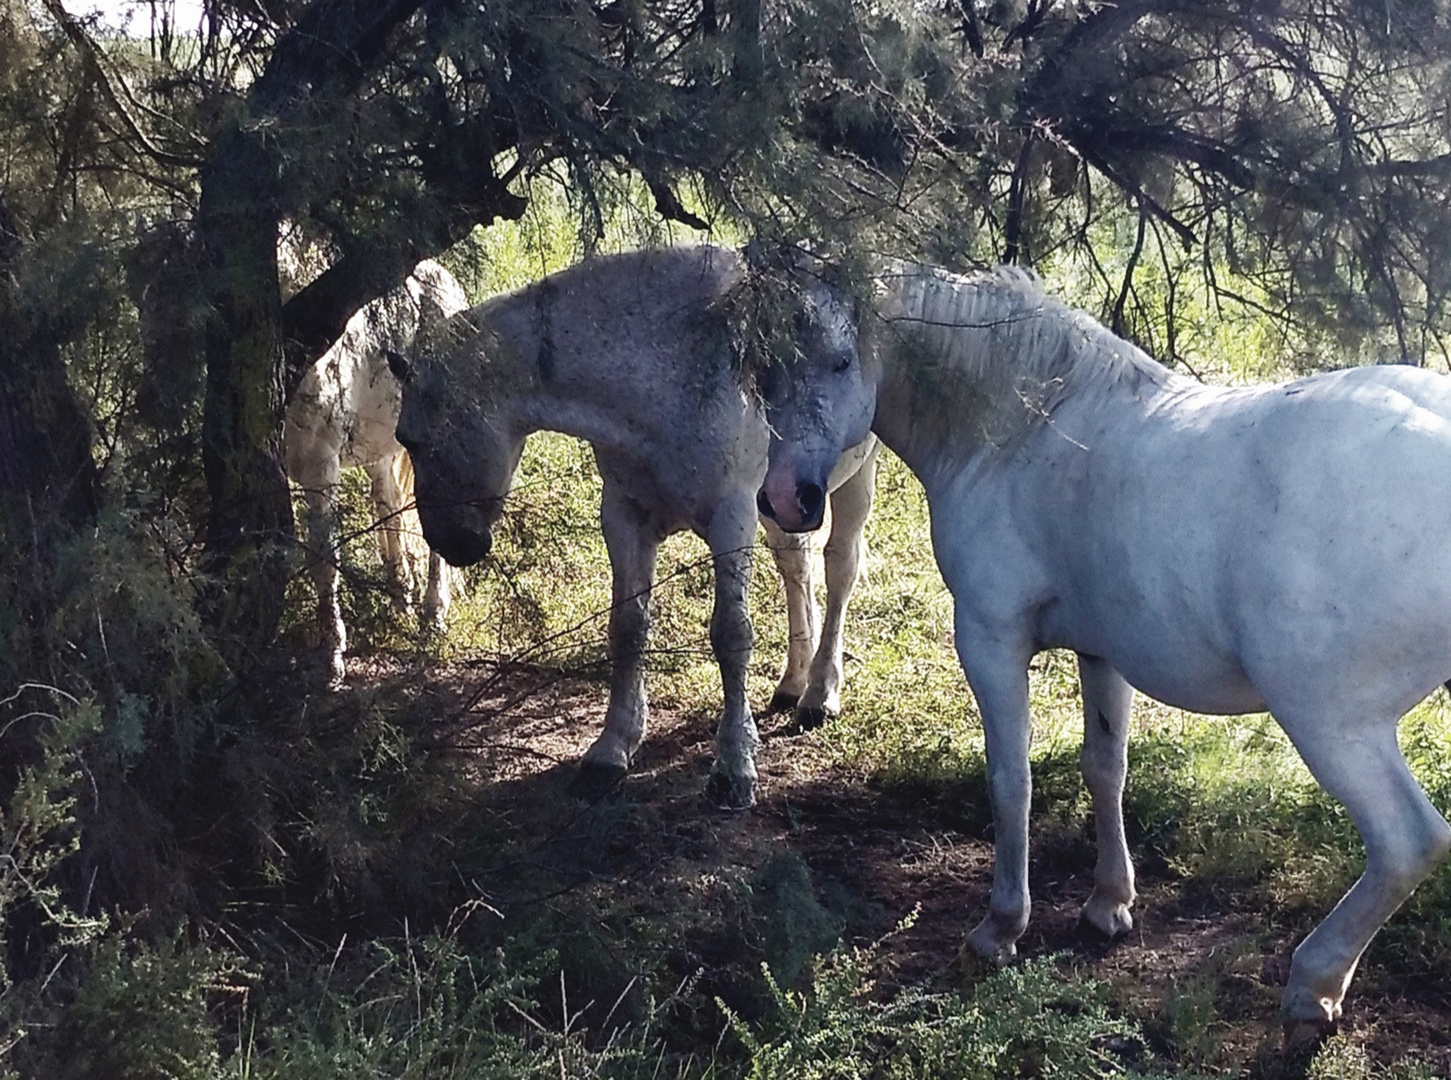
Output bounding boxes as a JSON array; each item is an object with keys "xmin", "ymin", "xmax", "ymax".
[
  {"xmin": 1076, "ymin": 653, "xmax": 1136, "ymax": 939},
  {"xmin": 796, "ymin": 447, "xmax": 877, "ymax": 729},
  {"xmin": 368, "ymin": 457, "xmax": 411, "ymax": 613},
  {"xmin": 1273, "ymin": 710, "xmax": 1451, "ymax": 1037},
  {"xmin": 761, "ymin": 518, "xmax": 819, "ymax": 715}
]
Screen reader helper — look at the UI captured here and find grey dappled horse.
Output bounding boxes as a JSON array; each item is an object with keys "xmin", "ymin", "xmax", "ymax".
[
  {"xmin": 284, "ymin": 261, "xmax": 468, "ymax": 684},
  {"xmin": 759, "ymin": 261, "xmax": 1451, "ymax": 1037},
  {"xmin": 391, "ymin": 246, "xmax": 879, "ymax": 809}
]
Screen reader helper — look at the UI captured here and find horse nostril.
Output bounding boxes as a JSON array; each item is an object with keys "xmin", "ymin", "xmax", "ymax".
[
  {"xmin": 796, "ymin": 481, "xmax": 825, "ymax": 523},
  {"xmin": 757, "ymin": 488, "xmax": 777, "ymax": 521}
]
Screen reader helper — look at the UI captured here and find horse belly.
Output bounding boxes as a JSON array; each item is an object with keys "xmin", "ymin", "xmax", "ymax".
[
  {"xmin": 1108, "ymin": 645, "xmax": 1268, "ymax": 716},
  {"xmin": 1042, "ymin": 594, "xmax": 1269, "ymax": 716}
]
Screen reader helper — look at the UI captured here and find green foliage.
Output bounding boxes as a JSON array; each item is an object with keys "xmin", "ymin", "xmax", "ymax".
[
  {"xmin": 0, "ymin": 691, "xmax": 104, "ymax": 1073},
  {"xmin": 748, "ymin": 854, "xmax": 844, "ymax": 991},
  {"xmin": 725, "ymin": 926, "xmax": 1156, "ymax": 1080},
  {"xmin": 1306, "ymin": 1036, "xmax": 1441, "ymax": 1080},
  {"xmin": 25, "ymin": 936, "xmax": 241, "ymax": 1080},
  {"xmin": 0, "ymin": 691, "xmax": 108, "ymax": 977}
]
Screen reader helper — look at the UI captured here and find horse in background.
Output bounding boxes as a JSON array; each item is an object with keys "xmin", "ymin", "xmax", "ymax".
[
  {"xmin": 759, "ymin": 260, "xmax": 1451, "ymax": 1037},
  {"xmin": 390, "ymin": 245, "xmax": 879, "ymax": 808},
  {"xmin": 284, "ymin": 260, "xmax": 469, "ymax": 684}
]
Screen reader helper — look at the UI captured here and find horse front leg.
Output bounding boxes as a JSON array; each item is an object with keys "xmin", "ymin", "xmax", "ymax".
[
  {"xmin": 761, "ymin": 517, "xmax": 819, "ymax": 715},
  {"xmin": 1076, "ymin": 653, "xmax": 1136, "ymax": 938},
  {"xmin": 957, "ymin": 625, "xmax": 1035, "ymax": 963},
  {"xmin": 571, "ymin": 483, "xmax": 663, "ymax": 801},
  {"xmin": 796, "ymin": 445, "xmax": 877, "ymax": 729},
  {"xmin": 299, "ymin": 463, "xmax": 347, "ymax": 688},
  {"xmin": 704, "ymin": 497, "xmax": 761, "ymax": 810}
]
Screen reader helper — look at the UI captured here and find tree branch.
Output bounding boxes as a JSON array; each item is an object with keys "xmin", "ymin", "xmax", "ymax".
[{"xmin": 37, "ymin": 0, "xmax": 202, "ymax": 169}]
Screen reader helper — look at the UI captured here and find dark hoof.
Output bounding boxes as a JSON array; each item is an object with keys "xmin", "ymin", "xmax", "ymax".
[
  {"xmin": 568, "ymin": 760, "xmax": 627, "ymax": 803},
  {"xmin": 1283, "ymin": 1017, "xmax": 1336, "ymax": 1055},
  {"xmin": 705, "ymin": 769, "xmax": 757, "ymax": 811},
  {"xmin": 766, "ymin": 690, "xmax": 800, "ymax": 715},
  {"xmin": 780, "ymin": 705, "xmax": 835, "ymax": 735},
  {"xmin": 1073, "ymin": 911, "xmax": 1131, "ymax": 944}
]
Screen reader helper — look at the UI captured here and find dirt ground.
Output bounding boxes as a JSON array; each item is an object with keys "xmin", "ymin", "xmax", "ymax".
[{"xmin": 354, "ymin": 654, "xmax": 1451, "ymax": 1077}]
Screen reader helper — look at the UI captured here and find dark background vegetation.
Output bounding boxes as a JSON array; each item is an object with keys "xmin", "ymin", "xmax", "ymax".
[{"xmin": 4, "ymin": 0, "xmax": 1451, "ymax": 1074}]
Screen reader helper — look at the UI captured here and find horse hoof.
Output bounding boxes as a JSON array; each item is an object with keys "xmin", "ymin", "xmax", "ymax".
[
  {"xmin": 766, "ymin": 690, "xmax": 800, "ymax": 715},
  {"xmin": 791, "ymin": 704, "xmax": 834, "ymax": 731},
  {"xmin": 1283, "ymin": 1017, "xmax": 1335, "ymax": 1054},
  {"xmin": 568, "ymin": 760, "xmax": 627, "ymax": 802},
  {"xmin": 965, "ymin": 924, "xmax": 1017, "ymax": 967},
  {"xmin": 705, "ymin": 770, "xmax": 757, "ymax": 811},
  {"xmin": 777, "ymin": 705, "xmax": 834, "ymax": 735},
  {"xmin": 1078, "ymin": 898, "xmax": 1133, "ymax": 940}
]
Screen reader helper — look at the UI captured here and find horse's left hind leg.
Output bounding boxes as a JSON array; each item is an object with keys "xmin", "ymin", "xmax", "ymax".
[
  {"xmin": 1076, "ymin": 654, "xmax": 1136, "ymax": 938},
  {"xmin": 297, "ymin": 458, "xmax": 347, "ymax": 687},
  {"xmin": 761, "ymin": 519, "xmax": 819, "ymax": 714},
  {"xmin": 796, "ymin": 445, "xmax": 877, "ymax": 729},
  {"xmin": 368, "ymin": 458, "xmax": 410, "ymax": 612},
  {"xmin": 1273, "ymin": 712, "xmax": 1451, "ymax": 1034}
]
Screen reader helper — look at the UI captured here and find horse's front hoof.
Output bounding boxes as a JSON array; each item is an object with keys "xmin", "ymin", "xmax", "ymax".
[
  {"xmin": 1078, "ymin": 895, "xmax": 1134, "ymax": 940},
  {"xmin": 791, "ymin": 704, "xmax": 835, "ymax": 732},
  {"xmin": 766, "ymin": 690, "xmax": 800, "ymax": 715},
  {"xmin": 965, "ymin": 923, "xmax": 1018, "ymax": 967},
  {"xmin": 569, "ymin": 760, "xmax": 627, "ymax": 803},
  {"xmin": 705, "ymin": 769, "xmax": 757, "ymax": 811},
  {"xmin": 1282, "ymin": 1017, "xmax": 1336, "ymax": 1055}
]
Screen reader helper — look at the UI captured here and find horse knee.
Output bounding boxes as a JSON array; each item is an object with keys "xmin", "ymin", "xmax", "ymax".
[
  {"xmin": 709, "ymin": 605, "xmax": 752, "ymax": 664},
  {"xmin": 608, "ymin": 599, "xmax": 651, "ymax": 663}
]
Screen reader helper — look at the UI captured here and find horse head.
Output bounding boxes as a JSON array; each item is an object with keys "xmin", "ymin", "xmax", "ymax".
[
  {"xmin": 754, "ymin": 269, "xmax": 873, "ymax": 533},
  {"xmin": 391, "ymin": 343, "xmax": 524, "ymax": 567}
]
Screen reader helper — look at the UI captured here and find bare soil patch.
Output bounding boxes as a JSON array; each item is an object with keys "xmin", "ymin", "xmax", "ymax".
[{"xmin": 346, "ymin": 654, "xmax": 1451, "ymax": 1076}]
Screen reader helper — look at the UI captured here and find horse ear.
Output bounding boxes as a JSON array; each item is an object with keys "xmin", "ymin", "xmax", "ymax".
[{"xmin": 385, "ymin": 348, "xmax": 412, "ymax": 383}]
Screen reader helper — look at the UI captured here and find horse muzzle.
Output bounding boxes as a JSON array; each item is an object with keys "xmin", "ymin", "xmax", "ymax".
[
  {"xmin": 757, "ymin": 479, "xmax": 825, "ymax": 533},
  {"xmin": 422, "ymin": 518, "xmax": 493, "ymax": 567}
]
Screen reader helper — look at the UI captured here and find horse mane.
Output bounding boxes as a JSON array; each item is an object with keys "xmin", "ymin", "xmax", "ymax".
[{"xmin": 875, "ymin": 263, "xmax": 1176, "ymax": 435}]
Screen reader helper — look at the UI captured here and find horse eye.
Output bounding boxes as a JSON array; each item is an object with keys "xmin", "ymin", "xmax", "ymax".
[{"xmin": 832, "ymin": 355, "xmax": 852, "ymax": 373}]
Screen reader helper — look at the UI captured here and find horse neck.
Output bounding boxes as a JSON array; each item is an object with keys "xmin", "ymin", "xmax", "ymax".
[
  {"xmin": 865, "ymin": 268, "xmax": 1175, "ymax": 489},
  {"xmin": 479, "ymin": 325, "xmax": 659, "ymax": 452}
]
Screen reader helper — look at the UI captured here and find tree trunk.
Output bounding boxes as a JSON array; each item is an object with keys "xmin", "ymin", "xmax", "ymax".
[{"xmin": 194, "ymin": 124, "xmax": 294, "ymax": 667}]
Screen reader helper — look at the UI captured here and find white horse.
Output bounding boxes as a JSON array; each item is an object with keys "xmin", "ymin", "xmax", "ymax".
[
  {"xmin": 758, "ymin": 261, "xmax": 1451, "ymax": 1035},
  {"xmin": 389, "ymin": 245, "xmax": 879, "ymax": 808},
  {"xmin": 284, "ymin": 260, "xmax": 469, "ymax": 683}
]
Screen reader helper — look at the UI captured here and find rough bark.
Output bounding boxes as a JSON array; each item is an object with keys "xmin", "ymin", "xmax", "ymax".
[{"xmin": 194, "ymin": 124, "xmax": 293, "ymax": 665}]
